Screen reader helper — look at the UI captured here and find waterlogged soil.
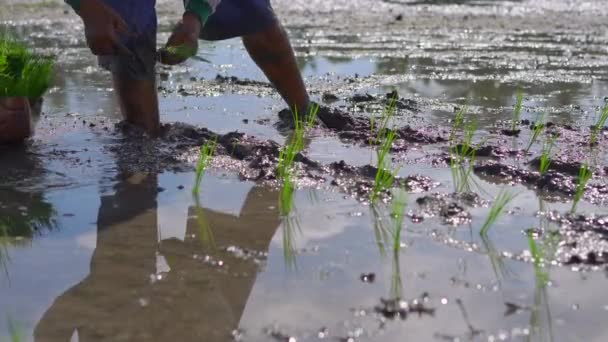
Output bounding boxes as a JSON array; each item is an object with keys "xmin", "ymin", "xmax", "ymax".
[{"xmin": 2, "ymin": 0, "xmax": 608, "ymax": 341}]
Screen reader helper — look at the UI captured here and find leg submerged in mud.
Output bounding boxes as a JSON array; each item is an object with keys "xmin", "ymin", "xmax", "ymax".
[{"xmin": 112, "ymin": 74, "xmax": 160, "ymax": 136}]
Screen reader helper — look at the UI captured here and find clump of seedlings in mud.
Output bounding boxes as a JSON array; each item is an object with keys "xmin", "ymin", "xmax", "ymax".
[
  {"xmin": 448, "ymin": 106, "xmax": 479, "ymax": 192},
  {"xmin": 370, "ymin": 187, "xmax": 408, "ymax": 256},
  {"xmin": 512, "ymin": 88, "xmax": 524, "ymax": 131},
  {"xmin": 589, "ymin": 104, "xmax": 608, "ymax": 146},
  {"xmin": 0, "ymin": 35, "xmax": 53, "ymax": 98},
  {"xmin": 192, "ymin": 139, "xmax": 217, "ymax": 195},
  {"xmin": 479, "ymin": 189, "xmax": 517, "ymax": 236},
  {"xmin": 571, "ymin": 163, "xmax": 592, "ymax": 213},
  {"xmin": 538, "ymin": 135, "xmax": 556, "ymax": 174},
  {"xmin": 525, "ymin": 112, "xmax": 546, "ymax": 153},
  {"xmin": 276, "ymin": 105, "xmax": 318, "ymax": 267},
  {"xmin": 370, "ymin": 93, "xmax": 398, "ymax": 145},
  {"xmin": 371, "ymin": 129, "xmax": 400, "ymax": 202},
  {"xmin": 277, "ymin": 104, "xmax": 318, "ymax": 214},
  {"xmin": 369, "ymin": 94, "xmax": 400, "ymax": 202},
  {"xmin": 503, "ymin": 88, "xmax": 524, "ymax": 135}
]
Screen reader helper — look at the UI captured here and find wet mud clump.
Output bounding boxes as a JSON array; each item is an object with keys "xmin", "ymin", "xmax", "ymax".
[
  {"xmin": 474, "ymin": 161, "xmax": 608, "ymax": 204},
  {"xmin": 545, "ymin": 212, "xmax": 608, "ymax": 266},
  {"xmin": 109, "ymin": 122, "xmax": 438, "ymax": 202},
  {"xmin": 329, "ymin": 161, "xmax": 438, "ymax": 200},
  {"xmin": 414, "ymin": 192, "xmax": 485, "ymax": 226}
]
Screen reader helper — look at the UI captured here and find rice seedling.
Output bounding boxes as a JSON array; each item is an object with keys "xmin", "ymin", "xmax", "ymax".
[
  {"xmin": 525, "ymin": 112, "xmax": 546, "ymax": 153},
  {"xmin": 511, "ymin": 88, "xmax": 524, "ymax": 132},
  {"xmin": 192, "ymin": 195, "xmax": 215, "ymax": 250},
  {"xmin": 275, "ymin": 105, "xmax": 319, "ymax": 267},
  {"xmin": 192, "ymin": 139, "xmax": 217, "ymax": 195},
  {"xmin": 527, "ymin": 229, "xmax": 559, "ymax": 342},
  {"xmin": 449, "ymin": 105, "xmax": 468, "ymax": 143},
  {"xmin": 277, "ymin": 105, "xmax": 318, "ymax": 184},
  {"xmin": 281, "ymin": 214, "xmax": 301, "ymax": 269},
  {"xmin": 159, "ymin": 43, "xmax": 211, "ymax": 63},
  {"xmin": 370, "ymin": 187, "xmax": 408, "ymax": 257},
  {"xmin": 8, "ymin": 317, "xmax": 23, "ymax": 342},
  {"xmin": 453, "ymin": 119, "xmax": 478, "ymax": 164},
  {"xmin": 389, "ymin": 247, "xmax": 403, "ymax": 300},
  {"xmin": 390, "ymin": 188, "xmax": 408, "ymax": 252},
  {"xmin": 370, "ymin": 129, "xmax": 399, "ymax": 202},
  {"xmin": 538, "ymin": 135, "xmax": 556, "ymax": 175},
  {"xmin": 370, "ymin": 93, "xmax": 398, "ymax": 146},
  {"xmin": 479, "ymin": 189, "xmax": 517, "ymax": 236},
  {"xmin": 571, "ymin": 163, "xmax": 592, "ymax": 213},
  {"xmin": 481, "ymin": 234, "xmax": 514, "ymax": 285},
  {"xmin": 0, "ymin": 35, "xmax": 53, "ymax": 98},
  {"xmin": 590, "ymin": 104, "xmax": 608, "ymax": 146}
]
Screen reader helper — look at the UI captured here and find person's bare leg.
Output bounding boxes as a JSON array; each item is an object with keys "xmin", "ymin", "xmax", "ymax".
[
  {"xmin": 112, "ymin": 74, "xmax": 160, "ymax": 135},
  {"xmin": 242, "ymin": 23, "xmax": 310, "ymax": 114}
]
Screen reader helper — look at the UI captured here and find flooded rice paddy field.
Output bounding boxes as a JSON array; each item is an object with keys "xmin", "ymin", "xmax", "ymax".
[{"xmin": 2, "ymin": 0, "xmax": 608, "ymax": 341}]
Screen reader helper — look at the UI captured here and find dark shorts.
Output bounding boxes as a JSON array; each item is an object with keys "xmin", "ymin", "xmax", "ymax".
[{"xmin": 99, "ymin": 0, "xmax": 277, "ymax": 80}]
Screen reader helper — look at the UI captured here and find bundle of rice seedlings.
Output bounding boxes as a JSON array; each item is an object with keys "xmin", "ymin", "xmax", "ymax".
[{"xmin": 0, "ymin": 35, "xmax": 53, "ymax": 99}]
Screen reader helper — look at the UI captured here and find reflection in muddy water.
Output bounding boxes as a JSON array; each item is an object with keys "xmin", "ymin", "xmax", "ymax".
[{"xmin": 34, "ymin": 169, "xmax": 279, "ymax": 341}]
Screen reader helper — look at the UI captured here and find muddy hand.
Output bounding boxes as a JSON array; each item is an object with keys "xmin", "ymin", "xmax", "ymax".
[
  {"xmin": 78, "ymin": 0, "xmax": 132, "ymax": 56},
  {"xmin": 159, "ymin": 13, "xmax": 201, "ymax": 65}
]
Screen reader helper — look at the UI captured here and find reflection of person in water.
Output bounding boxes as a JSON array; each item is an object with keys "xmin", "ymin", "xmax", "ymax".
[{"xmin": 34, "ymin": 170, "xmax": 279, "ymax": 341}]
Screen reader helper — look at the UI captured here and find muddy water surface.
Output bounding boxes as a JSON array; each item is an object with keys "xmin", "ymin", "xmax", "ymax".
[{"xmin": 1, "ymin": 0, "xmax": 608, "ymax": 341}]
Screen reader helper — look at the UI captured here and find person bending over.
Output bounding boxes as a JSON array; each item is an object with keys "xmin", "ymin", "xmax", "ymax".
[{"xmin": 65, "ymin": 0, "xmax": 311, "ymax": 135}]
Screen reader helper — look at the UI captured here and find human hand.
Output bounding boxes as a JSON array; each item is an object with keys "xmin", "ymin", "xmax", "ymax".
[
  {"xmin": 78, "ymin": 0, "xmax": 132, "ymax": 56},
  {"xmin": 158, "ymin": 13, "xmax": 201, "ymax": 65}
]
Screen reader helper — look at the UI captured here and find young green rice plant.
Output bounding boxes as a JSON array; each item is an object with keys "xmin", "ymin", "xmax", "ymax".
[
  {"xmin": 481, "ymin": 234, "xmax": 514, "ymax": 285},
  {"xmin": 590, "ymin": 104, "xmax": 608, "ymax": 146},
  {"xmin": 192, "ymin": 195, "xmax": 215, "ymax": 250},
  {"xmin": 277, "ymin": 105, "xmax": 319, "ymax": 217},
  {"xmin": 479, "ymin": 189, "xmax": 517, "ymax": 236},
  {"xmin": 389, "ymin": 245, "xmax": 403, "ymax": 300},
  {"xmin": 525, "ymin": 112, "xmax": 546, "ymax": 153},
  {"xmin": 282, "ymin": 214, "xmax": 301, "ymax": 269},
  {"xmin": 192, "ymin": 139, "xmax": 217, "ymax": 195},
  {"xmin": 571, "ymin": 163, "xmax": 592, "ymax": 213},
  {"xmin": 277, "ymin": 106, "xmax": 318, "ymax": 182},
  {"xmin": 8, "ymin": 317, "xmax": 23, "ymax": 342},
  {"xmin": 370, "ymin": 129, "xmax": 399, "ymax": 202},
  {"xmin": 370, "ymin": 93, "xmax": 398, "ymax": 146},
  {"xmin": 527, "ymin": 231, "xmax": 557, "ymax": 342},
  {"xmin": 451, "ymin": 149, "xmax": 477, "ymax": 193},
  {"xmin": 449, "ymin": 105, "xmax": 467, "ymax": 143},
  {"xmin": 538, "ymin": 135, "xmax": 556, "ymax": 175},
  {"xmin": 370, "ymin": 187, "xmax": 407, "ymax": 256},
  {"xmin": 390, "ymin": 188, "xmax": 408, "ymax": 253},
  {"xmin": 511, "ymin": 88, "xmax": 524, "ymax": 132},
  {"xmin": 0, "ymin": 35, "xmax": 53, "ymax": 98},
  {"xmin": 159, "ymin": 43, "xmax": 211, "ymax": 63},
  {"xmin": 450, "ymin": 119, "xmax": 477, "ymax": 167}
]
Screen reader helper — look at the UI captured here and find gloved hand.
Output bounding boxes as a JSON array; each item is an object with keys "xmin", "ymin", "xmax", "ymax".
[
  {"xmin": 158, "ymin": 13, "xmax": 202, "ymax": 65},
  {"xmin": 78, "ymin": 0, "xmax": 133, "ymax": 56}
]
